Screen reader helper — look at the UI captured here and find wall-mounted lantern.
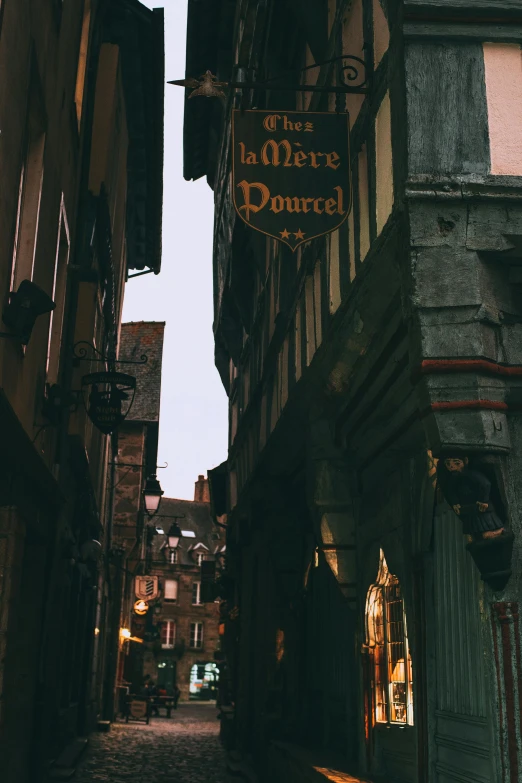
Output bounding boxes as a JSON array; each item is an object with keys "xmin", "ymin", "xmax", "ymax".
[
  {"xmin": 167, "ymin": 522, "xmax": 182, "ymax": 549},
  {"xmin": 143, "ymin": 474, "xmax": 164, "ymax": 517},
  {"xmin": 0, "ymin": 280, "xmax": 55, "ymax": 345}
]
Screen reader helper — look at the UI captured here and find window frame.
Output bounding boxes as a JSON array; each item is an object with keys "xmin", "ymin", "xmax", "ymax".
[
  {"xmin": 365, "ymin": 552, "xmax": 414, "ymax": 727},
  {"xmin": 10, "ymin": 57, "xmax": 47, "ymax": 296},
  {"xmin": 161, "ymin": 620, "xmax": 176, "ymax": 649},
  {"xmin": 169, "ymin": 549, "xmax": 178, "ymax": 565},
  {"xmin": 192, "ymin": 581, "xmax": 201, "ymax": 605},
  {"xmin": 46, "ymin": 195, "xmax": 70, "ymax": 383},
  {"xmin": 190, "ymin": 621, "xmax": 203, "ymax": 649}
]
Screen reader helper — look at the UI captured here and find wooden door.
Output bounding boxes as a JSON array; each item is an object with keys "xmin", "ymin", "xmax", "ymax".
[{"xmin": 431, "ymin": 502, "xmax": 494, "ymax": 782}]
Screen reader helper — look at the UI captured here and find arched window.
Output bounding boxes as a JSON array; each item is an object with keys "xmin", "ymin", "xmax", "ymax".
[{"xmin": 365, "ymin": 550, "xmax": 413, "ymax": 725}]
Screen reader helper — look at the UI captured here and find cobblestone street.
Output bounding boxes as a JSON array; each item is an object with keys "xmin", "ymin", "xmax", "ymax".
[{"xmin": 74, "ymin": 704, "xmax": 228, "ymax": 783}]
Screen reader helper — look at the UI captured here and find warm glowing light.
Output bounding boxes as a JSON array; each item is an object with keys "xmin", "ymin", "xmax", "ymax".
[
  {"xmin": 94, "ymin": 627, "xmax": 100, "ymax": 636},
  {"xmin": 120, "ymin": 628, "xmax": 131, "ymax": 638},
  {"xmin": 275, "ymin": 629, "xmax": 285, "ymax": 664},
  {"xmin": 134, "ymin": 600, "xmax": 148, "ymax": 616}
]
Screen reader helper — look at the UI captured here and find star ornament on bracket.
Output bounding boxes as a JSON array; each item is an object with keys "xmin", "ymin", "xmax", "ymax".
[{"xmin": 168, "ymin": 70, "xmax": 227, "ymax": 99}]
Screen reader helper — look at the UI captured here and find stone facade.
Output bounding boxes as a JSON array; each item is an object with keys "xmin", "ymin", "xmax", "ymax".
[
  {"xmin": 105, "ymin": 322, "xmax": 166, "ymax": 719},
  {"xmin": 182, "ymin": 2, "xmax": 522, "ymax": 782},
  {"xmin": 137, "ymin": 487, "xmax": 224, "ymax": 702}
]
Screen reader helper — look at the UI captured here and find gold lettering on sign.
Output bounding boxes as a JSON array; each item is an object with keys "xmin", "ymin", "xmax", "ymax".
[
  {"xmin": 263, "ymin": 114, "xmax": 281, "ymax": 132},
  {"xmin": 237, "ymin": 182, "xmax": 345, "ymax": 219},
  {"xmin": 237, "ymin": 180, "xmax": 270, "ymax": 220},
  {"xmin": 245, "ymin": 139, "xmax": 342, "ymax": 169},
  {"xmin": 262, "ymin": 114, "xmax": 315, "ymax": 133},
  {"xmin": 326, "ymin": 152, "xmax": 340, "ymax": 170},
  {"xmin": 239, "ymin": 142, "xmax": 259, "ymax": 165},
  {"xmin": 261, "ymin": 139, "xmax": 293, "ymax": 167}
]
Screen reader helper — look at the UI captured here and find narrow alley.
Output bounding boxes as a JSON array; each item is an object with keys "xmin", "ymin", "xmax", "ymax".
[
  {"xmin": 73, "ymin": 704, "xmax": 228, "ymax": 783},
  {"xmin": 2, "ymin": 3, "xmax": 522, "ymax": 783}
]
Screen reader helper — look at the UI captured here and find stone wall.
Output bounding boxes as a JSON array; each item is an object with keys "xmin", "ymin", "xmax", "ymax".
[{"xmin": 145, "ymin": 566, "xmax": 221, "ymax": 701}]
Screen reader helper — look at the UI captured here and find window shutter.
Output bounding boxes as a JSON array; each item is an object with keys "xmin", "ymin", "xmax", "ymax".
[
  {"xmin": 161, "ymin": 622, "xmax": 169, "ymax": 647},
  {"xmin": 192, "ymin": 581, "xmax": 201, "ymax": 604},
  {"xmin": 164, "ymin": 579, "xmax": 178, "ymax": 600}
]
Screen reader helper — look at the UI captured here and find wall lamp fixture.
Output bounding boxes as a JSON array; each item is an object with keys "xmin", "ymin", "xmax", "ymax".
[{"xmin": 0, "ymin": 280, "xmax": 55, "ymax": 345}]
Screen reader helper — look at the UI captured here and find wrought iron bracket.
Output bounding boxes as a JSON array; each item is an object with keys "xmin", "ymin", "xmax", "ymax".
[
  {"xmin": 168, "ymin": 55, "xmax": 370, "ymax": 97},
  {"xmin": 72, "ymin": 340, "xmax": 148, "ymax": 367}
]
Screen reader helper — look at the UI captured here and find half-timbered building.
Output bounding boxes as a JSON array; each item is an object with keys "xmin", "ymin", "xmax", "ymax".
[{"xmin": 183, "ymin": 2, "xmax": 522, "ymax": 782}]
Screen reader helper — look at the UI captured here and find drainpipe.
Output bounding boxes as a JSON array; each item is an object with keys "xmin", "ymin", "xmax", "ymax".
[{"xmin": 102, "ymin": 431, "xmax": 125, "ymax": 721}]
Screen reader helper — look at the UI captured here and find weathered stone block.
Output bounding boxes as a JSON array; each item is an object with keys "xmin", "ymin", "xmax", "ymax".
[
  {"xmin": 409, "ymin": 203, "xmax": 467, "ymax": 248},
  {"xmin": 423, "ymin": 409, "xmax": 510, "ymax": 454},
  {"xmin": 412, "ymin": 248, "xmax": 482, "ymax": 309}
]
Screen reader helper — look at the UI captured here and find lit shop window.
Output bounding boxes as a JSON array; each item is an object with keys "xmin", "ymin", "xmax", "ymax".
[
  {"xmin": 164, "ymin": 579, "xmax": 178, "ymax": 602},
  {"xmin": 190, "ymin": 622, "xmax": 203, "ymax": 649},
  {"xmin": 365, "ymin": 550, "xmax": 413, "ymax": 726},
  {"xmin": 161, "ymin": 621, "xmax": 176, "ymax": 649}
]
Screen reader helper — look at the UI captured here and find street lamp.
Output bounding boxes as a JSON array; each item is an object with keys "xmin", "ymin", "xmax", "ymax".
[
  {"xmin": 167, "ymin": 522, "xmax": 182, "ymax": 549},
  {"xmin": 143, "ymin": 474, "xmax": 164, "ymax": 517}
]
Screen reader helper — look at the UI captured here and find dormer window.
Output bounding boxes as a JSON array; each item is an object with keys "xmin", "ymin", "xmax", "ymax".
[
  {"xmin": 169, "ymin": 549, "xmax": 178, "ymax": 565},
  {"xmin": 196, "ymin": 552, "xmax": 204, "ymax": 567}
]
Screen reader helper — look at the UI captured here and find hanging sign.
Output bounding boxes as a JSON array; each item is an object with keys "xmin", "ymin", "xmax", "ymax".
[
  {"xmin": 135, "ymin": 576, "xmax": 159, "ymax": 601},
  {"xmin": 82, "ymin": 371, "xmax": 136, "ymax": 435},
  {"xmin": 134, "ymin": 600, "xmax": 149, "ymax": 616},
  {"xmin": 126, "ymin": 698, "xmax": 149, "ymax": 723},
  {"xmin": 232, "ymin": 109, "xmax": 351, "ymax": 252}
]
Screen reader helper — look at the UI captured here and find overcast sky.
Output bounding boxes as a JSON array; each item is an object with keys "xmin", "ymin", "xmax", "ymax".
[{"xmin": 123, "ymin": 0, "xmax": 228, "ymax": 501}]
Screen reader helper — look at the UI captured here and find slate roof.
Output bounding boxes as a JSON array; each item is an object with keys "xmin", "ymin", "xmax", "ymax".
[
  {"xmin": 104, "ymin": 1, "xmax": 164, "ymax": 273},
  {"xmin": 151, "ymin": 497, "xmax": 225, "ymax": 566},
  {"xmin": 118, "ymin": 322, "xmax": 165, "ymax": 422},
  {"xmin": 183, "ymin": 0, "xmax": 235, "ymax": 183}
]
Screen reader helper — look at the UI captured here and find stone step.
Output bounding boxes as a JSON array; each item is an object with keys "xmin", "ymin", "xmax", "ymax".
[{"xmin": 54, "ymin": 737, "xmax": 88, "ymax": 769}]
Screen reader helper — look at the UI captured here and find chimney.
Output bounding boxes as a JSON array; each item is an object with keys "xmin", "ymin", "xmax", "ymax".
[{"xmin": 194, "ymin": 474, "xmax": 210, "ymax": 503}]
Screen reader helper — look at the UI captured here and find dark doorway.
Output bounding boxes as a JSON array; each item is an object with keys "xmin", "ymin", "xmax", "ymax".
[{"xmin": 157, "ymin": 659, "xmax": 176, "ymax": 693}]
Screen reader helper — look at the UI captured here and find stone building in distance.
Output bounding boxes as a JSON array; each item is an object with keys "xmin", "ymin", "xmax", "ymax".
[
  {"xmin": 142, "ymin": 482, "xmax": 225, "ymax": 702},
  {"xmin": 98, "ymin": 321, "xmax": 166, "ymax": 719}
]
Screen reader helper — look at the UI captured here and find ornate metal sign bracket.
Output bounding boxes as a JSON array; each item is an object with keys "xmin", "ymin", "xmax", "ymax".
[
  {"xmin": 169, "ymin": 55, "xmax": 370, "ymax": 97},
  {"xmin": 72, "ymin": 340, "xmax": 148, "ymax": 368}
]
